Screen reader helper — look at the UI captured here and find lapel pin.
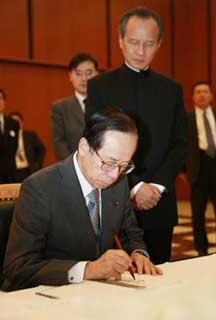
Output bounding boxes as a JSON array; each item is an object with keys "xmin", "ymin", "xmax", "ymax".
[{"xmin": 113, "ymin": 200, "xmax": 119, "ymax": 206}]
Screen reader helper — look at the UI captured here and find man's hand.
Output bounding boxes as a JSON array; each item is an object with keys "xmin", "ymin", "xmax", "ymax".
[
  {"xmin": 131, "ymin": 252, "xmax": 163, "ymax": 275},
  {"xmin": 133, "ymin": 183, "xmax": 161, "ymax": 210},
  {"xmin": 84, "ymin": 249, "xmax": 132, "ymax": 280}
]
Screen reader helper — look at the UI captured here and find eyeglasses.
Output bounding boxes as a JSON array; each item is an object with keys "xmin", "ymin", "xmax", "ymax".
[
  {"xmin": 94, "ymin": 150, "xmax": 135, "ymax": 175},
  {"xmin": 73, "ymin": 70, "xmax": 95, "ymax": 77}
]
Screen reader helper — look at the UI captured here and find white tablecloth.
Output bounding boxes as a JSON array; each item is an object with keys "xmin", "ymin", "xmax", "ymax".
[{"xmin": 1, "ymin": 254, "xmax": 216, "ymax": 320}]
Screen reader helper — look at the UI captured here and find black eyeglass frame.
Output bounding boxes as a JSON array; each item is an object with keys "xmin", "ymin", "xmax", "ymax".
[{"xmin": 94, "ymin": 149, "xmax": 135, "ymax": 175}]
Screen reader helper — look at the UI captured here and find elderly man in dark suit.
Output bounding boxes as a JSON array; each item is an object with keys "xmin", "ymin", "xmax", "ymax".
[
  {"xmin": 86, "ymin": 7, "xmax": 187, "ymax": 264},
  {"xmin": 3, "ymin": 108, "xmax": 162, "ymax": 292},
  {"xmin": 9, "ymin": 112, "xmax": 46, "ymax": 182},
  {"xmin": 0, "ymin": 89, "xmax": 19, "ymax": 183},
  {"xmin": 186, "ymin": 82, "xmax": 216, "ymax": 256},
  {"xmin": 51, "ymin": 53, "xmax": 98, "ymax": 161}
]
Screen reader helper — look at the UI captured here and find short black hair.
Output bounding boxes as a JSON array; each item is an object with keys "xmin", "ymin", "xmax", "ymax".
[
  {"xmin": 0, "ymin": 89, "xmax": 6, "ymax": 100},
  {"xmin": 119, "ymin": 6, "xmax": 163, "ymax": 41},
  {"xmin": 68, "ymin": 53, "xmax": 98, "ymax": 71},
  {"xmin": 192, "ymin": 81, "xmax": 212, "ymax": 93},
  {"xmin": 83, "ymin": 107, "xmax": 137, "ymax": 151},
  {"xmin": 9, "ymin": 111, "xmax": 23, "ymax": 121}
]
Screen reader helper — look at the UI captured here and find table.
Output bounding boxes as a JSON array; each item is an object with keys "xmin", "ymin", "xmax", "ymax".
[{"xmin": 1, "ymin": 254, "xmax": 216, "ymax": 320}]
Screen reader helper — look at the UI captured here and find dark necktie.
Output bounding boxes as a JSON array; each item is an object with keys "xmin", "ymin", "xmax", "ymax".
[
  {"xmin": 203, "ymin": 111, "xmax": 216, "ymax": 158},
  {"xmin": 87, "ymin": 189, "xmax": 100, "ymax": 236}
]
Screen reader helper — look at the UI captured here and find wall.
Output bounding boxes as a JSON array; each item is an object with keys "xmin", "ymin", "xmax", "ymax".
[{"xmin": 0, "ymin": 0, "xmax": 215, "ymax": 198}]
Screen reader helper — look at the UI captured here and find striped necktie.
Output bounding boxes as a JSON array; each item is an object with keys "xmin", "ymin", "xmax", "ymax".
[{"xmin": 87, "ymin": 189, "xmax": 100, "ymax": 236}]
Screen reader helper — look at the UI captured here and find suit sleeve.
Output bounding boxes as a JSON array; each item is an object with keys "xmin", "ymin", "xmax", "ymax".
[
  {"xmin": 128, "ymin": 84, "xmax": 187, "ymax": 191},
  {"xmin": 50, "ymin": 103, "xmax": 71, "ymax": 160},
  {"xmin": 118, "ymin": 178, "xmax": 146, "ymax": 254},
  {"xmin": 30, "ymin": 132, "xmax": 46, "ymax": 170},
  {"xmin": 150, "ymin": 84, "xmax": 187, "ymax": 191},
  {"xmin": 3, "ymin": 178, "xmax": 76, "ymax": 291}
]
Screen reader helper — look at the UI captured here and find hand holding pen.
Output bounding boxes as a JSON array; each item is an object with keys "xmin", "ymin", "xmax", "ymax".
[{"xmin": 113, "ymin": 233, "xmax": 136, "ymax": 280}]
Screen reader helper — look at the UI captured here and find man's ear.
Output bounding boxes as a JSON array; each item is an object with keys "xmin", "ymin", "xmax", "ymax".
[
  {"xmin": 78, "ymin": 137, "xmax": 89, "ymax": 156},
  {"xmin": 119, "ymin": 34, "xmax": 123, "ymax": 50},
  {"xmin": 157, "ymin": 39, "xmax": 162, "ymax": 50},
  {"xmin": 68, "ymin": 70, "xmax": 73, "ymax": 84}
]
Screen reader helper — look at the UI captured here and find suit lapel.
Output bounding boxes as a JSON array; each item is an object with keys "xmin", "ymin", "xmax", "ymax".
[
  {"xmin": 100, "ymin": 186, "xmax": 123, "ymax": 252},
  {"xmin": 58, "ymin": 155, "xmax": 97, "ymax": 245},
  {"xmin": 213, "ymin": 108, "xmax": 216, "ymax": 120},
  {"xmin": 191, "ymin": 111, "xmax": 199, "ymax": 141}
]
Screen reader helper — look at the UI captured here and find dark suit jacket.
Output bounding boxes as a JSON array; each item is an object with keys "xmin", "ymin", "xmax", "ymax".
[
  {"xmin": 22, "ymin": 130, "xmax": 46, "ymax": 173},
  {"xmin": 86, "ymin": 65, "xmax": 187, "ymax": 229},
  {"xmin": 0, "ymin": 115, "xmax": 19, "ymax": 181},
  {"xmin": 186, "ymin": 109, "xmax": 216, "ymax": 185},
  {"xmin": 51, "ymin": 96, "xmax": 85, "ymax": 160},
  {"xmin": 2, "ymin": 155, "xmax": 145, "ymax": 291}
]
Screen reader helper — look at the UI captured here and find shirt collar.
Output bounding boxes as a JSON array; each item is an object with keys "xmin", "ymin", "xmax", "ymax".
[
  {"xmin": 75, "ymin": 91, "xmax": 86, "ymax": 112},
  {"xmin": 75, "ymin": 91, "xmax": 86, "ymax": 104},
  {"xmin": 195, "ymin": 106, "xmax": 212, "ymax": 114},
  {"xmin": 73, "ymin": 151, "xmax": 93, "ymax": 199},
  {"xmin": 125, "ymin": 61, "xmax": 149, "ymax": 73}
]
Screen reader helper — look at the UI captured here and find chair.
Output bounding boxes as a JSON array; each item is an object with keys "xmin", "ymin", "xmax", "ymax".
[
  {"xmin": 0, "ymin": 183, "xmax": 21, "ymax": 201},
  {"xmin": 0, "ymin": 184, "xmax": 21, "ymax": 287}
]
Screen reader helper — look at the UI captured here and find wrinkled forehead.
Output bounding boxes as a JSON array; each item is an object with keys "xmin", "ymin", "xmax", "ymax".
[
  {"xmin": 99, "ymin": 130, "xmax": 137, "ymax": 160},
  {"xmin": 124, "ymin": 16, "xmax": 160, "ymax": 39}
]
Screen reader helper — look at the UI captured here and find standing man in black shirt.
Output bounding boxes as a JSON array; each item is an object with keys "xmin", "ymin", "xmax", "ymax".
[{"xmin": 86, "ymin": 7, "xmax": 186, "ymax": 264}]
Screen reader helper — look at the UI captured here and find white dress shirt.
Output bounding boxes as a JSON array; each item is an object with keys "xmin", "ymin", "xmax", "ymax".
[
  {"xmin": 16, "ymin": 129, "xmax": 29, "ymax": 169},
  {"xmin": 195, "ymin": 106, "xmax": 216, "ymax": 150}
]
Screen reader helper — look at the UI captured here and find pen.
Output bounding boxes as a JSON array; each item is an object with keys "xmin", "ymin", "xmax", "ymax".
[
  {"xmin": 113, "ymin": 233, "xmax": 136, "ymax": 280},
  {"xmin": 35, "ymin": 292, "xmax": 59, "ymax": 299}
]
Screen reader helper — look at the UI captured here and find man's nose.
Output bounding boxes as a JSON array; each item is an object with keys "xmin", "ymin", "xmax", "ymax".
[
  {"xmin": 108, "ymin": 167, "xmax": 120, "ymax": 179},
  {"xmin": 137, "ymin": 44, "xmax": 146, "ymax": 56},
  {"xmin": 81, "ymin": 73, "xmax": 88, "ymax": 81}
]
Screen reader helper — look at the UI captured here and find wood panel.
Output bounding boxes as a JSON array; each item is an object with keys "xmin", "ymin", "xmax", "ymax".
[
  {"xmin": 0, "ymin": 0, "xmax": 29, "ymax": 59},
  {"xmin": 110, "ymin": 0, "xmax": 172, "ymax": 76},
  {"xmin": 210, "ymin": 0, "xmax": 216, "ymax": 93},
  {"xmin": 32, "ymin": 0, "xmax": 107, "ymax": 68},
  {"xmin": 0, "ymin": 62, "xmax": 72, "ymax": 166},
  {"xmin": 174, "ymin": 0, "xmax": 209, "ymax": 109}
]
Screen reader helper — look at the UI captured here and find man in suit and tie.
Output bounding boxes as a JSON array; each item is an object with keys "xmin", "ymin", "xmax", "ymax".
[
  {"xmin": 86, "ymin": 7, "xmax": 186, "ymax": 264},
  {"xmin": 186, "ymin": 82, "xmax": 216, "ymax": 256},
  {"xmin": 51, "ymin": 53, "xmax": 98, "ymax": 161},
  {"xmin": 9, "ymin": 112, "xmax": 46, "ymax": 182},
  {"xmin": 0, "ymin": 89, "xmax": 19, "ymax": 183},
  {"xmin": 3, "ymin": 108, "xmax": 162, "ymax": 291}
]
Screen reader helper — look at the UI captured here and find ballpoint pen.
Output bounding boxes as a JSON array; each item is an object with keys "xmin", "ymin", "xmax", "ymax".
[
  {"xmin": 113, "ymin": 233, "xmax": 136, "ymax": 280},
  {"xmin": 35, "ymin": 292, "xmax": 59, "ymax": 299}
]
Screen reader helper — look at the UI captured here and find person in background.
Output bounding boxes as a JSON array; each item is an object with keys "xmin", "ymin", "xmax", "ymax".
[
  {"xmin": 186, "ymin": 82, "xmax": 216, "ymax": 256},
  {"xmin": 51, "ymin": 53, "xmax": 98, "ymax": 161},
  {"xmin": 3, "ymin": 108, "xmax": 162, "ymax": 292},
  {"xmin": 86, "ymin": 7, "xmax": 187, "ymax": 264},
  {"xmin": 0, "ymin": 89, "xmax": 19, "ymax": 183},
  {"xmin": 9, "ymin": 112, "xmax": 46, "ymax": 182}
]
